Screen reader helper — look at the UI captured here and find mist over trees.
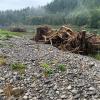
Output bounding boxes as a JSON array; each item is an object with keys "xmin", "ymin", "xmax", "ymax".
[
  {"xmin": 0, "ymin": 7, "xmax": 45, "ymax": 25},
  {"xmin": 0, "ymin": 0, "xmax": 100, "ymax": 28}
]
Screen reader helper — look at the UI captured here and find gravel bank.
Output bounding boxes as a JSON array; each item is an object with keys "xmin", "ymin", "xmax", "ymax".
[{"xmin": 0, "ymin": 37, "xmax": 100, "ymax": 100}]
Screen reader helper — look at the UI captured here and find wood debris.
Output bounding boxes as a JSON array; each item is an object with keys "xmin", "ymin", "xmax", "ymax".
[{"xmin": 33, "ymin": 25, "xmax": 100, "ymax": 54}]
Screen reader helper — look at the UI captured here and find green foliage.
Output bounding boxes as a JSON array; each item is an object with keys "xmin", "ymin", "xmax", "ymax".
[
  {"xmin": 0, "ymin": 30, "xmax": 13, "ymax": 39},
  {"xmin": 5, "ymin": 33, "xmax": 12, "ymax": 38},
  {"xmin": 95, "ymin": 54, "xmax": 100, "ymax": 60},
  {"xmin": 58, "ymin": 64, "xmax": 66, "ymax": 71},
  {"xmin": 28, "ymin": 0, "xmax": 100, "ymax": 27},
  {"xmin": 0, "ymin": 29, "xmax": 23, "ymax": 39},
  {"xmin": 0, "ymin": 7, "xmax": 45, "ymax": 25},
  {"xmin": 29, "ymin": 14, "xmax": 66, "ymax": 25},
  {"xmin": 45, "ymin": 0, "xmax": 78, "ymax": 14},
  {"xmin": 40, "ymin": 63, "xmax": 53, "ymax": 77},
  {"xmin": 89, "ymin": 53, "xmax": 100, "ymax": 60},
  {"xmin": 0, "ymin": 0, "xmax": 100, "ymax": 28},
  {"xmin": 89, "ymin": 9, "xmax": 100, "ymax": 28},
  {"xmin": 44, "ymin": 68, "xmax": 53, "ymax": 76},
  {"xmin": 11, "ymin": 63, "xmax": 25, "ymax": 71},
  {"xmin": 0, "ymin": 57, "xmax": 6, "ymax": 66},
  {"xmin": 68, "ymin": 13, "xmax": 90, "ymax": 26},
  {"xmin": 40, "ymin": 63, "xmax": 50, "ymax": 69}
]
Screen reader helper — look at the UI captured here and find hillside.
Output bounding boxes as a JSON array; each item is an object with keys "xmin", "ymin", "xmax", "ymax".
[
  {"xmin": 0, "ymin": 0, "xmax": 100, "ymax": 28},
  {"xmin": 46, "ymin": 0, "xmax": 100, "ymax": 13},
  {"xmin": 44, "ymin": 0, "xmax": 100, "ymax": 28},
  {"xmin": 23, "ymin": 0, "xmax": 100, "ymax": 28}
]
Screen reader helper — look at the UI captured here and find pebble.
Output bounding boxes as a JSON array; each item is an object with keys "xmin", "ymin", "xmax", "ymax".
[
  {"xmin": 44, "ymin": 79, "xmax": 51, "ymax": 84},
  {"xmin": 10, "ymin": 79, "xmax": 13, "ymax": 83},
  {"xmin": 67, "ymin": 85, "xmax": 72, "ymax": 90},
  {"xmin": 89, "ymin": 62, "xmax": 95, "ymax": 68},
  {"xmin": 23, "ymin": 95, "xmax": 28, "ymax": 99},
  {"xmin": 34, "ymin": 72, "xmax": 41, "ymax": 78},
  {"xmin": 89, "ymin": 87, "xmax": 95, "ymax": 91},
  {"xmin": 13, "ymin": 72, "xmax": 18, "ymax": 75},
  {"xmin": 50, "ymin": 96, "xmax": 54, "ymax": 99},
  {"xmin": 25, "ymin": 92, "xmax": 30, "ymax": 96},
  {"xmin": 56, "ymin": 91, "xmax": 60, "ymax": 94},
  {"xmin": 30, "ymin": 82, "xmax": 36, "ymax": 88},
  {"xmin": 53, "ymin": 84, "xmax": 58, "ymax": 90},
  {"xmin": 87, "ymin": 91, "xmax": 96, "ymax": 95},
  {"xmin": 32, "ymin": 97, "xmax": 37, "ymax": 100},
  {"xmin": 73, "ymin": 94, "xmax": 80, "ymax": 99},
  {"xmin": 60, "ymin": 95, "xmax": 67, "ymax": 99},
  {"xmin": 71, "ymin": 89, "xmax": 78, "ymax": 94},
  {"xmin": 0, "ymin": 89, "xmax": 3, "ymax": 93},
  {"xmin": 0, "ymin": 77, "xmax": 5, "ymax": 81}
]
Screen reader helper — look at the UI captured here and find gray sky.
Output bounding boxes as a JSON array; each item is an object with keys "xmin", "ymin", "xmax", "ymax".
[{"xmin": 0, "ymin": 0, "xmax": 52, "ymax": 11}]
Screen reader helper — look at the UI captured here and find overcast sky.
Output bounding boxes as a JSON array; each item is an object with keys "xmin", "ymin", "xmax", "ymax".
[{"xmin": 0, "ymin": 0, "xmax": 53, "ymax": 11}]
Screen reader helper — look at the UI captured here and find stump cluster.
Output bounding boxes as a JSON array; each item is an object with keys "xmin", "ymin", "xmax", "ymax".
[{"xmin": 34, "ymin": 25, "xmax": 100, "ymax": 54}]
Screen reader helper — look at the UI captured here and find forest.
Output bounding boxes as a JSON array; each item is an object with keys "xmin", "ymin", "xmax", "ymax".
[{"xmin": 0, "ymin": 0, "xmax": 100, "ymax": 28}]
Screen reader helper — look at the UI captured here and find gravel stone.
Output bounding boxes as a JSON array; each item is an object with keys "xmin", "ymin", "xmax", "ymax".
[
  {"xmin": 0, "ymin": 89, "xmax": 3, "ymax": 94},
  {"xmin": 0, "ymin": 37, "xmax": 100, "ymax": 100}
]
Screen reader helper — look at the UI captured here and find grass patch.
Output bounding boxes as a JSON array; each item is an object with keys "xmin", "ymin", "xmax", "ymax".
[
  {"xmin": 0, "ymin": 29, "xmax": 23, "ymax": 40},
  {"xmin": 89, "ymin": 53, "xmax": 100, "ymax": 60},
  {"xmin": 11, "ymin": 63, "xmax": 25, "ymax": 70},
  {"xmin": 11, "ymin": 63, "xmax": 26, "ymax": 74},
  {"xmin": 40, "ymin": 63, "xmax": 50, "ymax": 69},
  {"xmin": 58, "ymin": 64, "xmax": 66, "ymax": 71},
  {"xmin": 0, "ymin": 57, "xmax": 6, "ymax": 66},
  {"xmin": 95, "ymin": 54, "xmax": 100, "ymax": 60},
  {"xmin": 0, "ymin": 43, "xmax": 4, "ymax": 48},
  {"xmin": 40, "ymin": 63, "xmax": 53, "ymax": 77},
  {"xmin": 40, "ymin": 62, "xmax": 67, "ymax": 77},
  {"xmin": 43, "ymin": 68, "xmax": 53, "ymax": 77}
]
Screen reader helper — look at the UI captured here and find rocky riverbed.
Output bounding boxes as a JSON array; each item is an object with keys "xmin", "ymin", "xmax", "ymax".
[{"xmin": 0, "ymin": 37, "xmax": 100, "ymax": 100}]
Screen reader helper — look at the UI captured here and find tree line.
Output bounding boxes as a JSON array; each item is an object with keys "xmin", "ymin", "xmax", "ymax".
[{"xmin": 0, "ymin": 0, "xmax": 100, "ymax": 28}]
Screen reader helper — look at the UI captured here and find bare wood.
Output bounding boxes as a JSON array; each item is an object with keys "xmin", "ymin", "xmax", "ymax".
[{"xmin": 34, "ymin": 25, "xmax": 100, "ymax": 54}]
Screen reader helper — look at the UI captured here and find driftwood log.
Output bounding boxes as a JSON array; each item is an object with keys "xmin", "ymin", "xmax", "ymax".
[
  {"xmin": 34, "ymin": 25, "xmax": 100, "ymax": 54},
  {"xmin": 10, "ymin": 27, "xmax": 26, "ymax": 32}
]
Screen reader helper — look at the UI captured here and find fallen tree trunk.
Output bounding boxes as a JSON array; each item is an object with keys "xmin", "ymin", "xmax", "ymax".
[{"xmin": 33, "ymin": 25, "xmax": 100, "ymax": 55}]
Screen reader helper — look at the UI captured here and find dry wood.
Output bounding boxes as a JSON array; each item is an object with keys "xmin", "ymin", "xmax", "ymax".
[{"xmin": 34, "ymin": 25, "xmax": 100, "ymax": 54}]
